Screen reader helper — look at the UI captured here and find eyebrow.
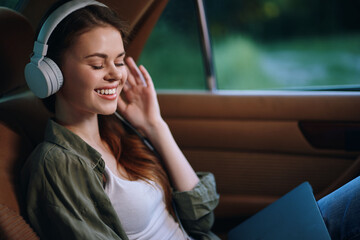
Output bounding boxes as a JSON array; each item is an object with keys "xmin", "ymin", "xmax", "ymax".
[{"xmin": 84, "ymin": 52, "xmax": 126, "ymax": 59}]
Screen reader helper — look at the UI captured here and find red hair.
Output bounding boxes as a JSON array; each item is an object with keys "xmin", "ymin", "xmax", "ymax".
[{"xmin": 99, "ymin": 115, "xmax": 174, "ymax": 217}]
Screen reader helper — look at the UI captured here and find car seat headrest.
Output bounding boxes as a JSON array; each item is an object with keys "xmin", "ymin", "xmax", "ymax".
[{"xmin": 0, "ymin": 7, "xmax": 34, "ymax": 97}]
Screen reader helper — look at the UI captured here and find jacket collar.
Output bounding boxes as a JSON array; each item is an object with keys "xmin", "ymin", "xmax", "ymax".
[{"xmin": 44, "ymin": 119, "xmax": 104, "ymax": 171}]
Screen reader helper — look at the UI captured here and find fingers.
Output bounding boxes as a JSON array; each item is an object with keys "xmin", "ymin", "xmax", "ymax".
[
  {"xmin": 125, "ymin": 68, "xmax": 136, "ymax": 88},
  {"xmin": 122, "ymin": 57, "xmax": 155, "ymax": 105},
  {"xmin": 139, "ymin": 65, "xmax": 154, "ymax": 90},
  {"xmin": 125, "ymin": 57, "xmax": 147, "ymax": 87}
]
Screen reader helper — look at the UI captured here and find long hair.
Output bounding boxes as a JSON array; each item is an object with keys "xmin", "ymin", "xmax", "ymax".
[
  {"xmin": 38, "ymin": 1, "xmax": 174, "ymax": 216},
  {"xmin": 99, "ymin": 115, "xmax": 174, "ymax": 217}
]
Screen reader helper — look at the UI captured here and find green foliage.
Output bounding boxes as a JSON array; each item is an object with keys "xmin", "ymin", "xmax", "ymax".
[
  {"xmin": 139, "ymin": 23, "xmax": 206, "ymax": 90},
  {"xmin": 215, "ymin": 34, "xmax": 360, "ymax": 90},
  {"xmin": 213, "ymin": 35, "xmax": 273, "ymax": 89}
]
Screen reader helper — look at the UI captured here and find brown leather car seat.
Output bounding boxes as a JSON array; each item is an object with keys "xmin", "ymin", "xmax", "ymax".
[{"xmin": 0, "ymin": 7, "xmax": 50, "ymax": 240}]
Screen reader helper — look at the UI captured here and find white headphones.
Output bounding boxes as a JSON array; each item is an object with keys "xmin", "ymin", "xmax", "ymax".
[{"xmin": 25, "ymin": 0, "xmax": 107, "ymax": 98}]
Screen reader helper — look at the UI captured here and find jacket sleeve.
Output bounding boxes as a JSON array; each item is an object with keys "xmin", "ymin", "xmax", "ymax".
[
  {"xmin": 23, "ymin": 148, "xmax": 127, "ymax": 240},
  {"xmin": 172, "ymin": 172, "xmax": 221, "ymax": 240}
]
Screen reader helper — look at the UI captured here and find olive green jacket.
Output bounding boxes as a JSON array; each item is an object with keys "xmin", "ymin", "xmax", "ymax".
[{"xmin": 21, "ymin": 119, "xmax": 220, "ymax": 240}]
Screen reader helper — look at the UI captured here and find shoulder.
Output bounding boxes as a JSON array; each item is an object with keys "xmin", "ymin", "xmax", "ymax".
[
  {"xmin": 22, "ymin": 141, "xmax": 105, "ymax": 205},
  {"xmin": 22, "ymin": 141, "xmax": 101, "ymax": 191},
  {"xmin": 25, "ymin": 141, "xmax": 82, "ymax": 173}
]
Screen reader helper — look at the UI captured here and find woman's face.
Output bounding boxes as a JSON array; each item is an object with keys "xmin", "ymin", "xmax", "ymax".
[{"xmin": 57, "ymin": 26, "xmax": 127, "ymax": 117}]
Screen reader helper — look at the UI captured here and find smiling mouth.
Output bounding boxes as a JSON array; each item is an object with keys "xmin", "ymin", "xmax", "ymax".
[{"xmin": 95, "ymin": 88, "xmax": 117, "ymax": 95}]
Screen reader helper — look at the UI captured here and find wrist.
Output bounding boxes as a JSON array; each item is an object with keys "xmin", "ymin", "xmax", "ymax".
[{"xmin": 143, "ymin": 118, "xmax": 169, "ymax": 143}]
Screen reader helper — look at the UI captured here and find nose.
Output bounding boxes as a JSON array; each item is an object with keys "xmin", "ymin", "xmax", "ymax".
[{"xmin": 104, "ymin": 64, "xmax": 123, "ymax": 82}]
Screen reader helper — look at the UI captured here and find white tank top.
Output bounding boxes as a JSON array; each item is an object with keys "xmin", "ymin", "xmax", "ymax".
[{"xmin": 104, "ymin": 165, "xmax": 188, "ymax": 240}]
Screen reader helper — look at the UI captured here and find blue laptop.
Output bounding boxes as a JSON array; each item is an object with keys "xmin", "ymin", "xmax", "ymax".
[{"xmin": 228, "ymin": 182, "xmax": 331, "ymax": 240}]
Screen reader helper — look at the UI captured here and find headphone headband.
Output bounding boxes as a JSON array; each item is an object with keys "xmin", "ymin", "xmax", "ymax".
[{"xmin": 34, "ymin": 0, "xmax": 107, "ymax": 57}]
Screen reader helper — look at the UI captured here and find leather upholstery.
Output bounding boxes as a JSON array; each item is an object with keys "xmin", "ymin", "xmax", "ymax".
[
  {"xmin": 0, "ymin": 204, "xmax": 39, "ymax": 240},
  {"xmin": 0, "ymin": 7, "xmax": 34, "ymax": 97},
  {"xmin": 0, "ymin": 7, "xmax": 44, "ymax": 239}
]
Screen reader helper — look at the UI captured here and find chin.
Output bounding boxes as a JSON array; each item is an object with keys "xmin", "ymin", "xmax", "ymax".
[{"xmin": 98, "ymin": 106, "xmax": 117, "ymax": 116}]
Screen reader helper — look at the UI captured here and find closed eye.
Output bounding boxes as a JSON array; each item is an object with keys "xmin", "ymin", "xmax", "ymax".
[
  {"xmin": 91, "ymin": 65, "xmax": 104, "ymax": 70},
  {"xmin": 115, "ymin": 63, "xmax": 125, "ymax": 67}
]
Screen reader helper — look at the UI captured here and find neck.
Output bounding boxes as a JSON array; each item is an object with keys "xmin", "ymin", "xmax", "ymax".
[
  {"xmin": 58, "ymin": 115, "xmax": 101, "ymax": 144},
  {"xmin": 55, "ymin": 101, "xmax": 102, "ymax": 147}
]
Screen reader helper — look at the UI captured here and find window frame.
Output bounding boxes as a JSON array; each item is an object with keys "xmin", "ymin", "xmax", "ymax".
[{"xmin": 194, "ymin": 0, "xmax": 217, "ymax": 92}]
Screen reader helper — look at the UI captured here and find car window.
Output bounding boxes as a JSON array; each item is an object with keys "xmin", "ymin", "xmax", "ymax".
[
  {"xmin": 207, "ymin": 0, "xmax": 360, "ymax": 90},
  {"xmin": 141, "ymin": 0, "xmax": 359, "ymax": 91},
  {"xmin": 138, "ymin": 0, "xmax": 206, "ymax": 90}
]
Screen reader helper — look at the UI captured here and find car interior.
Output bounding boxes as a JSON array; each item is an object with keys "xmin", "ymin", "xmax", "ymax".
[{"xmin": 0, "ymin": 0, "xmax": 359, "ymax": 239}]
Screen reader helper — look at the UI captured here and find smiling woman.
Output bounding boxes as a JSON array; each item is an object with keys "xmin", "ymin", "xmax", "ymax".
[
  {"xmin": 56, "ymin": 26, "xmax": 127, "ymax": 116},
  {"xmin": 19, "ymin": 1, "xmax": 220, "ymax": 240},
  {"xmin": 1, "ymin": 0, "xmax": 360, "ymax": 240}
]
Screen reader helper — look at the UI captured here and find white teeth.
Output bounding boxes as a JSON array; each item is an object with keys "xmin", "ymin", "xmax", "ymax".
[{"xmin": 96, "ymin": 88, "xmax": 116, "ymax": 95}]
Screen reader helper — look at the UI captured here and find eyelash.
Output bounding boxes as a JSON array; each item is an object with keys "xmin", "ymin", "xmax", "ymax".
[
  {"xmin": 91, "ymin": 63, "xmax": 124, "ymax": 70},
  {"xmin": 92, "ymin": 65, "xmax": 103, "ymax": 70}
]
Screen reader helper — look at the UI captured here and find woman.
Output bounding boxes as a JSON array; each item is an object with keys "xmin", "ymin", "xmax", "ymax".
[{"xmin": 21, "ymin": 1, "xmax": 219, "ymax": 239}]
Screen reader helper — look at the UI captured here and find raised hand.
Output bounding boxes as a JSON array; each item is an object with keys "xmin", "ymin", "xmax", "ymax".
[
  {"xmin": 117, "ymin": 57, "xmax": 163, "ymax": 135},
  {"xmin": 117, "ymin": 57, "xmax": 199, "ymax": 191}
]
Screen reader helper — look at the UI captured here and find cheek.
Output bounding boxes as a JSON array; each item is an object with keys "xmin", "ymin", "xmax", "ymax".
[
  {"xmin": 63, "ymin": 68, "xmax": 98, "ymax": 89},
  {"xmin": 60, "ymin": 74, "xmax": 94, "ymax": 102}
]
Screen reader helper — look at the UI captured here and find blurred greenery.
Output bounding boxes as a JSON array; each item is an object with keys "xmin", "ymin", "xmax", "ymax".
[
  {"xmin": 139, "ymin": 0, "xmax": 360, "ymax": 90},
  {"xmin": 139, "ymin": 0, "xmax": 206, "ymax": 90},
  {"xmin": 141, "ymin": 28, "xmax": 360, "ymax": 90},
  {"xmin": 139, "ymin": 22, "xmax": 205, "ymax": 90},
  {"xmin": 206, "ymin": 0, "xmax": 359, "ymax": 41},
  {"xmin": 214, "ymin": 34, "xmax": 360, "ymax": 90}
]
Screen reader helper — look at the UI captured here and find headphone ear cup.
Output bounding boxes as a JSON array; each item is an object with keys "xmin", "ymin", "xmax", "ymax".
[
  {"xmin": 42, "ymin": 57, "xmax": 63, "ymax": 95},
  {"xmin": 25, "ymin": 57, "xmax": 63, "ymax": 98}
]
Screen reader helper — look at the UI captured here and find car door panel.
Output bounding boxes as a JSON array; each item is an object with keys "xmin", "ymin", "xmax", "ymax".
[{"xmin": 158, "ymin": 91, "xmax": 360, "ymax": 234}]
